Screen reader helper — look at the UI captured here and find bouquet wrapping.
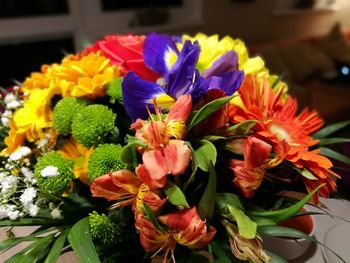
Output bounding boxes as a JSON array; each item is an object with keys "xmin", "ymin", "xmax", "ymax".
[{"xmin": 0, "ymin": 33, "xmax": 348, "ymax": 263}]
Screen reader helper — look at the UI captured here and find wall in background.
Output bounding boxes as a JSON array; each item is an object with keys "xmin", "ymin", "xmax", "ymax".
[{"xmin": 201, "ymin": 0, "xmax": 350, "ymax": 44}]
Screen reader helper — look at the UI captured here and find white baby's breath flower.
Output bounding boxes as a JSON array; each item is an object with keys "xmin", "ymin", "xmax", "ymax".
[
  {"xmin": 0, "ymin": 205, "xmax": 8, "ymax": 219},
  {"xmin": 41, "ymin": 166, "xmax": 59, "ymax": 178},
  {"xmin": 4, "ymin": 93, "xmax": 16, "ymax": 104},
  {"xmin": 3, "ymin": 110, "xmax": 12, "ymax": 118},
  {"xmin": 37, "ymin": 138, "xmax": 48, "ymax": 149},
  {"xmin": 1, "ymin": 176, "xmax": 18, "ymax": 195},
  {"xmin": 9, "ymin": 146, "xmax": 31, "ymax": 161},
  {"xmin": 19, "ymin": 188, "xmax": 37, "ymax": 207},
  {"xmin": 51, "ymin": 207, "xmax": 62, "ymax": 219},
  {"xmin": 7, "ymin": 210, "xmax": 20, "ymax": 220},
  {"xmin": 1, "ymin": 117, "xmax": 9, "ymax": 127},
  {"xmin": 28, "ymin": 204, "xmax": 39, "ymax": 217},
  {"xmin": 6, "ymin": 100, "xmax": 21, "ymax": 109}
]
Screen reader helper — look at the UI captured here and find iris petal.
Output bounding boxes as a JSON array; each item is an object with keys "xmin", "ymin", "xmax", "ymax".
[
  {"xmin": 167, "ymin": 41, "xmax": 200, "ymax": 98},
  {"xmin": 201, "ymin": 50, "xmax": 238, "ymax": 78},
  {"xmin": 143, "ymin": 33, "xmax": 178, "ymax": 76},
  {"xmin": 122, "ymin": 72, "xmax": 166, "ymax": 121}
]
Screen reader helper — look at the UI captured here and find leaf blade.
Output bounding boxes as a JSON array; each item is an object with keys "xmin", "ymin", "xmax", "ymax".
[
  {"xmin": 313, "ymin": 120, "xmax": 350, "ymax": 139},
  {"xmin": 67, "ymin": 217, "xmax": 101, "ymax": 263},
  {"xmin": 164, "ymin": 181, "xmax": 190, "ymax": 208}
]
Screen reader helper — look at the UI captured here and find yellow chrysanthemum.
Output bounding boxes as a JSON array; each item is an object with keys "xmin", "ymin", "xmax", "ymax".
[
  {"xmin": 180, "ymin": 33, "xmax": 268, "ymax": 78},
  {"xmin": 59, "ymin": 138, "xmax": 94, "ymax": 185},
  {"xmin": 3, "ymin": 52, "xmax": 118, "ymax": 155},
  {"xmin": 22, "ymin": 52, "xmax": 119, "ymax": 98}
]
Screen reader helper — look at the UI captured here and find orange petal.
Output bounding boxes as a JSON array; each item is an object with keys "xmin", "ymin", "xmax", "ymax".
[
  {"xmin": 165, "ymin": 94, "xmax": 192, "ymax": 123},
  {"xmin": 110, "ymin": 169, "xmax": 142, "ymax": 195},
  {"xmin": 90, "ymin": 173, "xmax": 131, "ymax": 201},
  {"xmin": 243, "ymin": 136, "xmax": 272, "ymax": 169}
]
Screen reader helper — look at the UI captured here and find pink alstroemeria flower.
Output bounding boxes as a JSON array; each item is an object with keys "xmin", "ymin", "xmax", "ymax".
[
  {"xmin": 131, "ymin": 94, "xmax": 192, "ymax": 189},
  {"xmin": 139, "ymin": 207, "xmax": 216, "ymax": 263}
]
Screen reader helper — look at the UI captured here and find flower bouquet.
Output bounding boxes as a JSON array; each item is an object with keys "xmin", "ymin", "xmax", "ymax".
[{"xmin": 0, "ymin": 33, "xmax": 349, "ymax": 263}]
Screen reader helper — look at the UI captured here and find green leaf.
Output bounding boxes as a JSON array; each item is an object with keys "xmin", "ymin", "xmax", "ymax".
[
  {"xmin": 198, "ymin": 162, "xmax": 217, "ymax": 223},
  {"xmin": 318, "ymin": 137, "xmax": 350, "ymax": 146},
  {"xmin": 313, "ymin": 120, "xmax": 350, "ymax": 139},
  {"xmin": 266, "ymin": 251, "xmax": 288, "ymax": 263},
  {"xmin": 247, "ymin": 184, "xmax": 324, "ymax": 224},
  {"xmin": 320, "ymin": 147, "xmax": 350, "ymax": 165},
  {"xmin": 258, "ymin": 226, "xmax": 345, "ymax": 263},
  {"xmin": 226, "ymin": 120, "xmax": 258, "ymax": 135},
  {"xmin": 0, "ymin": 218, "xmax": 67, "ymax": 226},
  {"xmin": 164, "ymin": 181, "xmax": 190, "ymax": 208},
  {"xmin": 202, "ymin": 135, "xmax": 226, "ymax": 142},
  {"xmin": 120, "ymin": 143, "xmax": 139, "ymax": 168},
  {"xmin": 293, "ymin": 167, "xmax": 317, "ymax": 180},
  {"xmin": 227, "ymin": 205, "xmax": 257, "ymax": 239},
  {"xmin": 188, "ymin": 95, "xmax": 235, "ymax": 131},
  {"xmin": 0, "ymin": 236, "xmax": 39, "ymax": 253},
  {"xmin": 67, "ymin": 217, "xmax": 101, "ymax": 263},
  {"xmin": 216, "ymin": 193, "xmax": 245, "ymax": 213},
  {"xmin": 44, "ymin": 228, "xmax": 70, "ymax": 263},
  {"xmin": 195, "ymin": 140, "xmax": 217, "ymax": 172},
  {"xmin": 143, "ymin": 203, "xmax": 166, "ymax": 232},
  {"xmin": 126, "ymin": 135, "xmax": 147, "ymax": 147},
  {"xmin": 183, "ymin": 142, "xmax": 198, "ymax": 192},
  {"xmin": 5, "ymin": 234, "xmax": 55, "ymax": 263}
]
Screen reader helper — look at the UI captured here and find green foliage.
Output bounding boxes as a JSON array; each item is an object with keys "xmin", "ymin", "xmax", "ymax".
[
  {"xmin": 34, "ymin": 152, "xmax": 74, "ymax": 195},
  {"xmin": 226, "ymin": 119, "xmax": 258, "ymax": 135},
  {"xmin": 52, "ymin": 97, "xmax": 89, "ymax": 135},
  {"xmin": 68, "ymin": 217, "xmax": 101, "ymax": 263},
  {"xmin": 216, "ymin": 193, "xmax": 257, "ymax": 239},
  {"xmin": 164, "ymin": 181, "xmax": 190, "ymax": 209},
  {"xmin": 188, "ymin": 94, "xmax": 235, "ymax": 131},
  {"xmin": 89, "ymin": 211, "xmax": 121, "ymax": 247},
  {"xmin": 198, "ymin": 162, "xmax": 217, "ymax": 223},
  {"xmin": 72, "ymin": 104, "xmax": 116, "ymax": 147},
  {"xmin": 320, "ymin": 147, "xmax": 350, "ymax": 165},
  {"xmin": 194, "ymin": 140, "xmax": 217, "ymax": 172},
  {"xmin": 87, "ymin": 143, "xmax": 127, "ymax": 182},
  {"xmin": 313, "ymin": 120, "xmax": 350, "ymax": 139}
]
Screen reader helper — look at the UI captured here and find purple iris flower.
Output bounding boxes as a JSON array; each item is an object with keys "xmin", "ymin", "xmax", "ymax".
[{"xmin": 122, "ymin": 33, "xmax": 244, "ymax": 121}]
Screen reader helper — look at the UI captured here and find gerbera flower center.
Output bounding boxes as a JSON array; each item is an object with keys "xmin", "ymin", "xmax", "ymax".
[{"xmin": 269, "ymin": 124, "xmax": 293, "ymax": 143}]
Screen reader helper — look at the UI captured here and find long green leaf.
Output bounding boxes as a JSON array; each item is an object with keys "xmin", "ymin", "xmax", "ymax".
[
  {"xmin": 67, "ymin": 217, "xmax": 101, "ymax": 263},
  {"xmin": 258, "ymin": 226, "xmax": 345, "ymax": 263},
  {"xmin": 0, "ymin": 218, "xmax": 67, "ymax": 226},
  {"xmin": 44, "ymin": 228, "xmax": 70, "ymax": 263},
  {"xmin": 164, "ymin": 181, "xmax": 190, "ymax": 208},
  {"xmin": 247, "ymin": 185, "xmax": 323, "ymax": 224},
  {"xmin": 183, "ymin": 141, "xmax": 198, "ymax": 192},
  {"xmin": 318, "ymin": 137, "xmax": 350, "ymax": 146},
  {"xmin": 320, "ymin": 147, "xmax": 350, "ymax": 165},
  {"xmin": 188, "ymin": 95, "xmax": 235, "ymax": 131},
  {"xmin": 5, "ymin": 234, "xmax": 55, "ymax": 263},
  {"xmin": 0, "ymin": 236, "xmax": 39, "ymax": 253},
  {"xmin": 293, "ymin": 167, "xmax": 317, "ymax": 180},
  {"xmin": 143, "ymin": 203, "xmax": 166, "ymax": 232},
  {"xmin": 266, "ymin": 251, "xmax": 288, "ymax": 263},
  {"xmin": 313, "ymin": 120, "xmax": 350, "ymax": 139},
  {"xmin": 227, "ymin": 205, "xmax": 257, "ymax": 239},
  {"xmin": 198, "ymin": 162, "xmax": 217, "ymax": 223},
  {"xmin": 226, "ymin": 119, "xmax": 258, "ymax": 135},
  {"xmin": 195, "ymin": 140, "xmax": 217, "ymax": 172}
]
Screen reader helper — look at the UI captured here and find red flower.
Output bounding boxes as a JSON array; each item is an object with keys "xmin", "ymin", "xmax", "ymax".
[{"xmin": 83, "ymin": 35, "xmax": 159, "ymax": 81}]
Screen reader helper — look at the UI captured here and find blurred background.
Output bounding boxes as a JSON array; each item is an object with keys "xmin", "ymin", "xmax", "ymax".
[{"xmin": 0, "ymin": 0, "xmax": 350, "ymax": 123}]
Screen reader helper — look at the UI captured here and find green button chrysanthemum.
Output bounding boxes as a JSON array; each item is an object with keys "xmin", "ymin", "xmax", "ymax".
[
  {"xmin": 89, "ymin": 211, "xmax": 121, "ymax": 247},
  {"xmin": 52, "ymin": 97, "xmax": 89, "ymax": 135},
  {"xmin": 71, "ymin": 104, "xmax": 116, "ymax": 147},
  {"xmin": 107, "ymin": 77, "xmax": 123, "ymax": 104},
  {"xmin": 34, "ymin": 152, "xmax": 74, "ymax": 195},
  {"xmin": 88, "ymin": 143, "xmax": 127, "ymax": 182}
]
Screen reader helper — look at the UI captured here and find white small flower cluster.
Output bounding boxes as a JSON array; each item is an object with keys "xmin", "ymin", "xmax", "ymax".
[
  {"xmin": 41, "ymin": 166, "xmax": 59, "ymax": 178},
  {"xmin": 0, "ymin": 147, "xmax": 41, "ymax": 220},
  {"xmin": 0, "ymin": 87, "xmax": 23, "ymax": 127},
  {"xmin": 36, "ymin": 133, "xmax": 53, "ymax": 152},
  {"xmin": 49, "ymin": 203, "xmax": 62, "ymax": 219}
]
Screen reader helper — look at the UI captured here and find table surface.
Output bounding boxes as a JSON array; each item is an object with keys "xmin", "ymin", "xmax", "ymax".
[{"xmin": 1, "ymin": 198, "xmax": 350, "ymax": 263}]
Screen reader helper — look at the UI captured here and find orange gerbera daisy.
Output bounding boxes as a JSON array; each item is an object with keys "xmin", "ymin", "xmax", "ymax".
[{"xmin": 227, "ymin": 74, "xmax": 339, "ymax": 202}]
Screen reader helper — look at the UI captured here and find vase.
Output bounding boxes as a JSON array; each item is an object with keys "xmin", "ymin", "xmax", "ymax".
[{"xmin": 262, "ymin": 211, "xmax": 315, "ymax": 260}]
